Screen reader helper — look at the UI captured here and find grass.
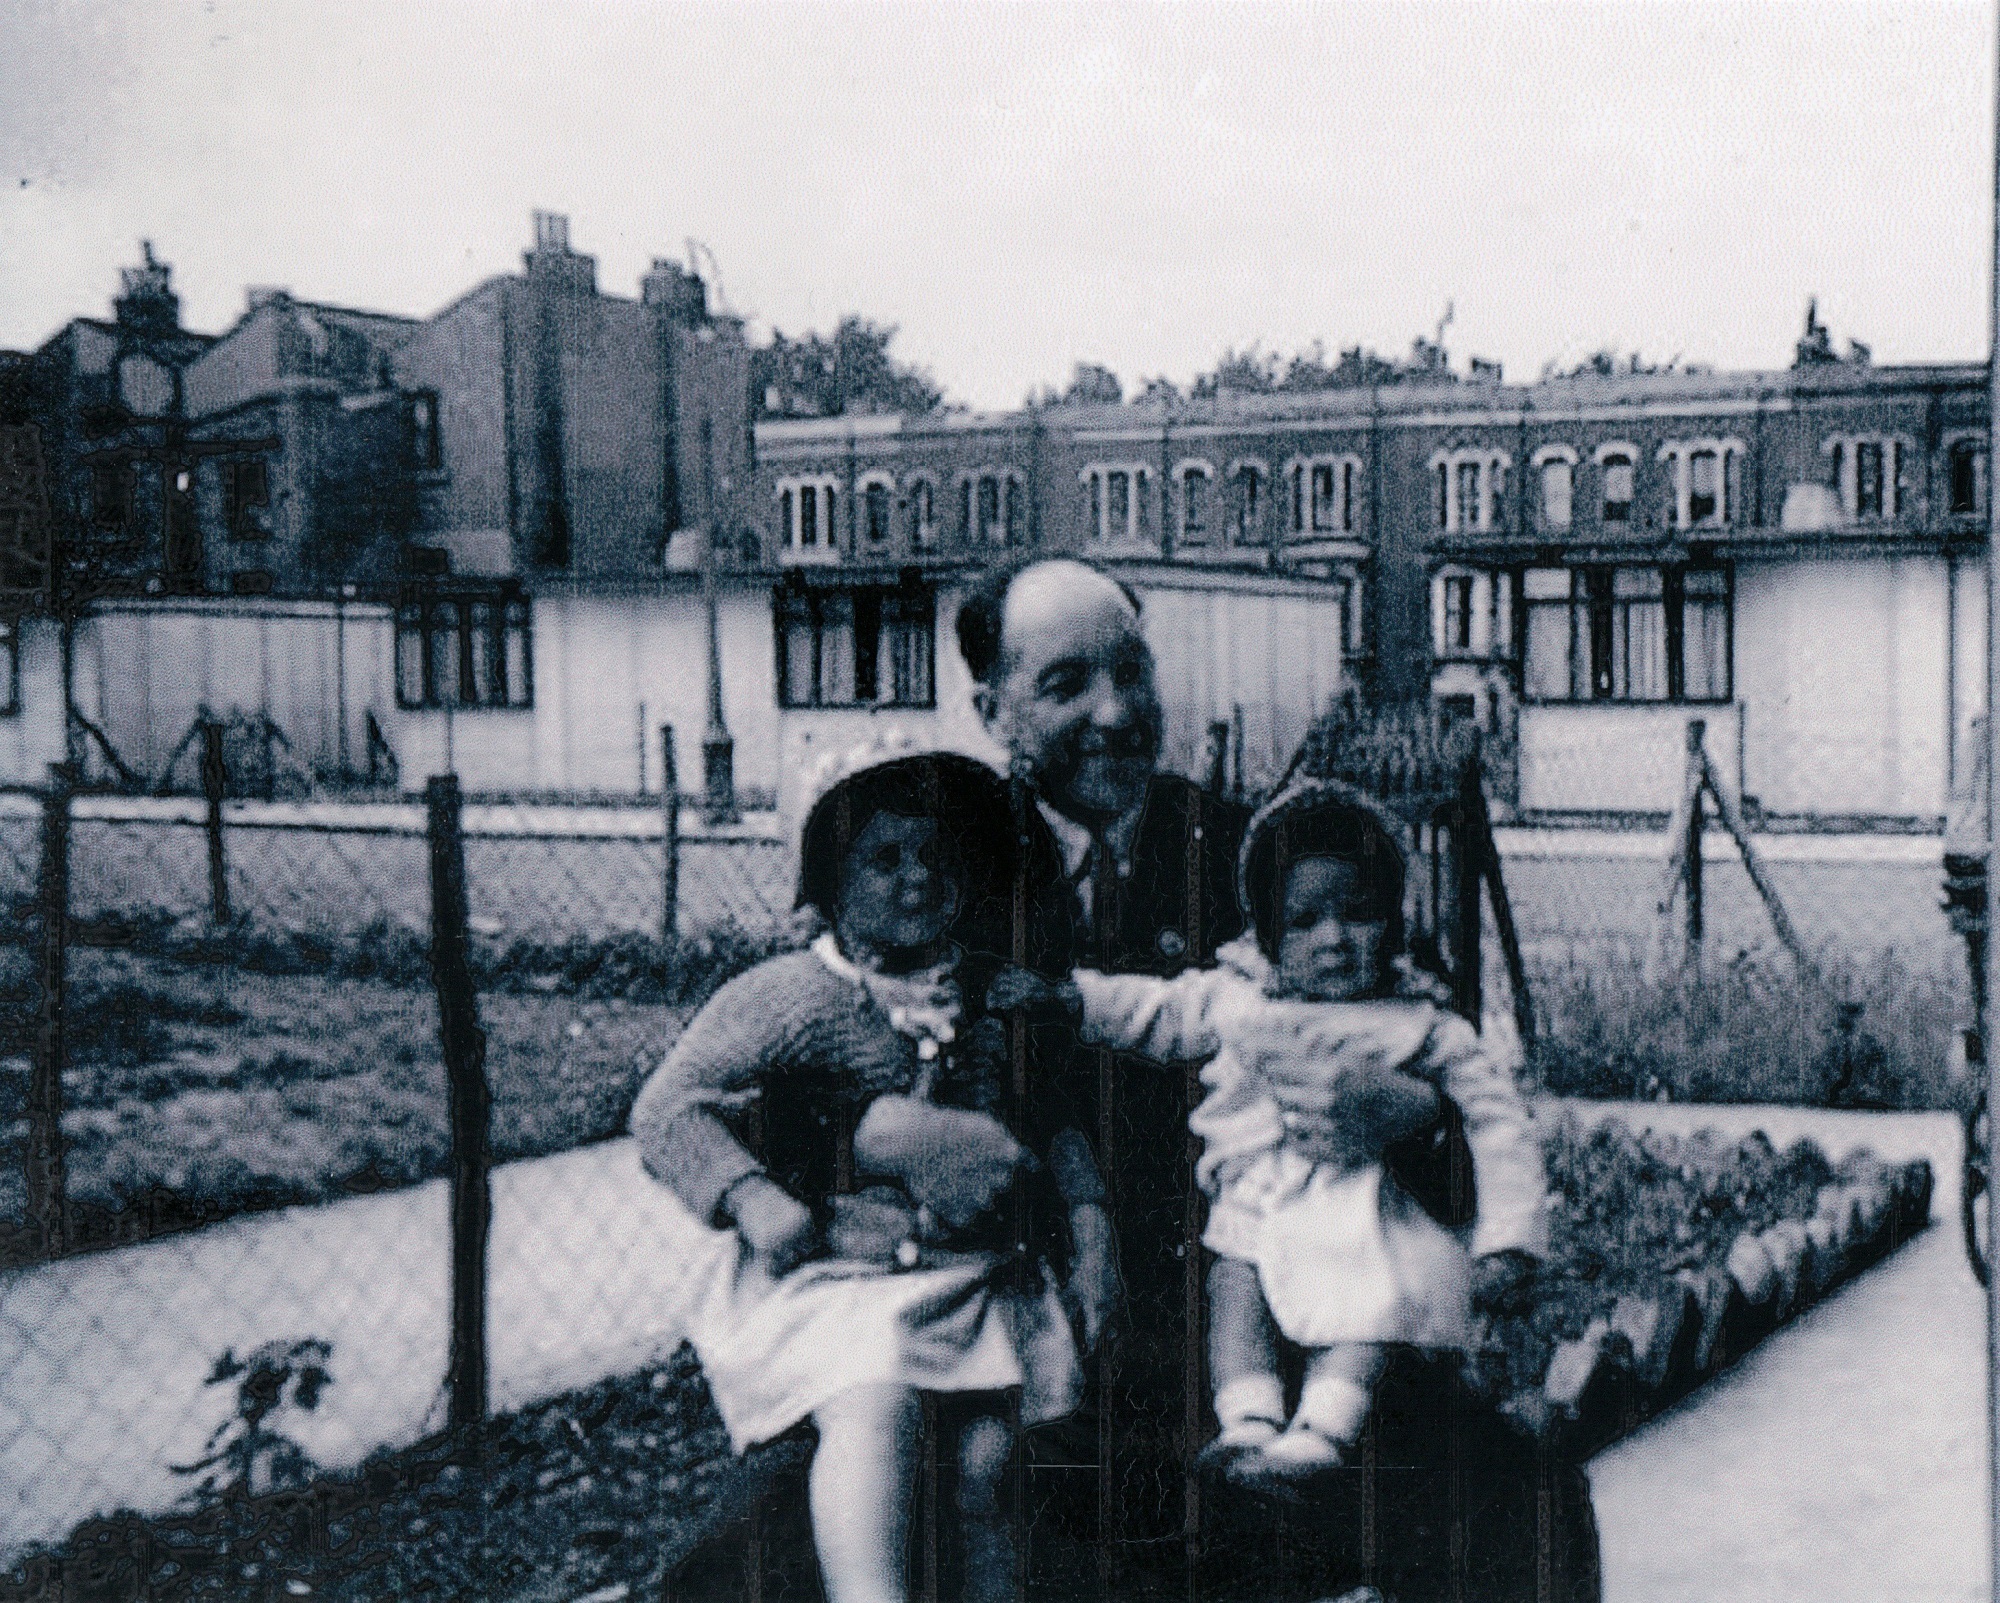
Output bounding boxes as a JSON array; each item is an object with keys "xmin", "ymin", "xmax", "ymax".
[
  {"xmin": 1525, "ymin": 948, "xmax": 1969, "ymax": 1111},
  {"xmin": 0, "ymin": 923, "xmax": 796, "ymax": 1259}
]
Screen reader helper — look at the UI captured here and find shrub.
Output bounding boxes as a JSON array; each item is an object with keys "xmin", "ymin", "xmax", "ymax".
[{"xmin": 1526, "ymin": 948, "xmax": 1964, "ymax": 1111}]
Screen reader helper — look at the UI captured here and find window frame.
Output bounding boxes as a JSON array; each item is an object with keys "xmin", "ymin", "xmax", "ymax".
[
  {"xmin": 1532, "ymin": 445, "xmax": 1577, "ymax": 532},
  {"xmin": 1175, "ymin": 458, "xmax": 1215, "ymax": 544},
  {"xmin": 1949, "ymin": 438, "xmax": 1986, "ymax": 517},
  {"xmin": 1427, "ymin": 448, "xmax": 1509, "ymax": 534},
  {"xmin": 1226, "ymin": 459, "xmax": 1267, "ymax": 547},
  {"xmin": 1593, "ymin": 443, "xmax": 1638, "ymax": 526},
  {"xmin": 859, "ymin": 473, "xmax": 895, "ymax": 547},
  {"xmin": 905, "ymin": 475, "xmax": 939, "ymax": 547},
  {"xmin": 776, "ymin": 474, "xmax": 842, "ymax": 556},
  {"xmin": 224, "ymin": 457, "xmax": 273, "ymax": 542},
  {"xmin": 774, "ymin": 579, "xmax": 938, "ymax": 710},
  {"xmin": 1520, "ymin": 562, "xmax": 1733, "ymax": 706},
  {"xmin": 394, "ymin": 584, "xmax": 534, "ymax": 710},
  {"xmin": 406, "ymin": 389, "xmax": 442, "ymax": 472},
  {"xmin": 1080, "ymin": 462, "xmax": 1152, "ymax": 545}
]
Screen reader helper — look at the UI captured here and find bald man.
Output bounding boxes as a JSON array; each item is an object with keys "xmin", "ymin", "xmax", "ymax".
[{"xmin": 957, "ymin": 557, "xmax": 1599, "ymax": 1603}]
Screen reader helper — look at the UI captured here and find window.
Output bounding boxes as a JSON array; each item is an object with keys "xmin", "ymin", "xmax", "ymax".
[
  {"xmin": 1538, "ymin": 456, "xmax": 1574, "ymax": 530},
  {"xmin": 1230, "ymin": 463, "xmax": 1264, "ymax": 545},
  {"xmin": 862, "ymin": 479, "xmax": 892, "ymax": 545},
  {"xmin": 395, "ymin": 587, "xmax": 533, "ymax": 709},
  {"xmin": 777, "ymin": 476, "xmax": 840, "ymax": 555},
  {"xmin": 1659, "ymin": 439, "xmax": 1743, "ymax": 530},
  {"xmin": 1179, "ymin": 463, "xmax": 1212, "ymax": 543},
  {"xmin": 1429, "ymin": 449, "xmax": 1508, "ymax": 533},
  {"xmin": 964, "ymin": 470, "xmax": 1024, "ymax": 545},
  {"xmin": 1824, "ymin": 434, "xmax": 1909, "ymax": 521},
  {"xmin": 1441, "ymin": 574, "xmax": 1474, "ymax": 653},
  {"xmin": 1688, "ymin": 450, "xmax": 1721, "ymax": 524},
  {"xmin": 1600, "ymin": 452, "xmax": 1635, "ymax": 523},
  {"xmin": 907, "ymin": 477, "xmax": 937, "ymax": 546},
  {"xmin": 225, "ymin": 459, "xmax": 271, "ymax": 541},
  {"xmin": 1081, "ymin": 464, "xmax": 1150, "ymax": 543},
  {"xmin": 89, "ymin": 461, "xmax": 132, "ymax": 532},
  {"xmin": 775, "ymin": 581, "xmax": 936, "ymax": 708},
  {"xmin": 1950, "ymin": 440, "xmax": 1985, "ymax": 516},
  {"xmin": 407, "ymin": 390, "xmax": 441, "ymax": 471},
  {"xmin": 1855, "ymin": 441, "xmax": 1884, "ymax": 519},
  {"xmin": 1522, "ymin": 564, "xmax": 1731, "ymax": 704},
  {"xmin": 1287, "ymin": 455, "xmax": 1362, "ymax": 537},
  {"xmin": 1431, "ymin": 567, "xmax": 1513, "ymax": 661}
]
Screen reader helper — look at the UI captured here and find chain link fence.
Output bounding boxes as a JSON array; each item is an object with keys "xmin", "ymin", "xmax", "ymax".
[{"xmin": 0, "ymin": 704, "xmax": 1974, "ymax": 1597}]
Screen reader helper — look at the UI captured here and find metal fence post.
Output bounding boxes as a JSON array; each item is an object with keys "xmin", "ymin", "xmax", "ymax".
[
  {"xmin": 200, "ymin": 712, "xmax": 231, "ymax": 925},
  {"xmin": 661, "ymin": 724, "xmax": 680, "ymax": 947},
  {"xmin": 426, "ymin": 773, "xmax": 489, "ymax": 1434},
  {"xmin": 28, "ymin": 763, "xmax": 71, "ymax": 1260}
]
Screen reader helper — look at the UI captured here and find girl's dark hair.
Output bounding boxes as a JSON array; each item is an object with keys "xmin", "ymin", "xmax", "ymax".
[
  {"xmin": 796, "ymin": 754, "xmax": 1021, "ymax": 954},
  {"xmin": 1241, "ymin": 794, "xmax": 1407, "ymax": 963}
]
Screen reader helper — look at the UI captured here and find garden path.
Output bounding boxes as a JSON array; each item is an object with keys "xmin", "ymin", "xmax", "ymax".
[
  {"xmin": 0, "ymin": 1137, "xmax": 703, "ymax": 1557},
  {"xmin": 1577, "ymin": 1102, "xmax": 1988, "ymax": 1603}
]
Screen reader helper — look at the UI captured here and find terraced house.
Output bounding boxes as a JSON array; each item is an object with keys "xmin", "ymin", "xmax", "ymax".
[
  {"xmin": 755, "ymin": 318, "xmax": 1988, "ymax": 826},
  {"xmin": 2, "ymin": 224, "xmax": 1988, "ymax": 829}
]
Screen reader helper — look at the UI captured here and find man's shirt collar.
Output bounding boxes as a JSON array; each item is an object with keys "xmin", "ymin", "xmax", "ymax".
[{"xmin": 1036, "ymin": 790, "xmax": 1144, "ymax": 882}]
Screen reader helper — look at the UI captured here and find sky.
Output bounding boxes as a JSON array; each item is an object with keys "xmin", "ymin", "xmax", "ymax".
[{"xmin": 1, "ymin": 0, "xmax": 1994, "ymax": 410}]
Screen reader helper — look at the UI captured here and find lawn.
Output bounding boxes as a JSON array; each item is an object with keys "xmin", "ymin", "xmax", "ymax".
[{"xmin": 0, "ymin": 944, "xmax": 699, "ymax": 1258}]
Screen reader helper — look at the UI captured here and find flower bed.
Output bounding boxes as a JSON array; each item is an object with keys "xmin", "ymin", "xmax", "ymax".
[
  {"xmin": 1469, "ymin": 1112, "xmax": 1934, "ymax": 1455},
  {"xmin": 3, "ymin": 1112, "xmax": 1933, "ymax": 1602}
]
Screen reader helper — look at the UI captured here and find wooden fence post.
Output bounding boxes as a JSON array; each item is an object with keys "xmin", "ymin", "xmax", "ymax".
[
  {"xmin": 426, "ymin": 773, "xmax": 489, "ymax": 1434},
  {"xmin": 200, "ymin": 713, "xmax": 231, "ymax": 925},
  {"xmin": 662, "ymin": 724, "xmax": 680, "ymax": 947},
  {"xmin": 1452, "ymin": 748, "xmax": 1484, "ymax": 1026},
  {"xmin": 28, "ymin": 764, "xmax": 71, "ymax": 1260},
  {"xmin": 1684, "ymin": 719, "xmax": 1707, "ymax": 968}
]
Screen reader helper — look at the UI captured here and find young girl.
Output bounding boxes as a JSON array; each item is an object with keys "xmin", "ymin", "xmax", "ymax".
[
  {"xmin": 631, "ymin": 747, "xmax": 1108, "ymax": 1603},
  {"xmin": 997, "ymin": 781, "xmax": 1546, "ymax": 1486}
]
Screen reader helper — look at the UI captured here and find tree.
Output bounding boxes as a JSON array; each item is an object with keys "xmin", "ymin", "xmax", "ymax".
[
  {"xmin": 1062, "ymin": 362, "xmax": 1124, "ymax": 405},
  {"xmin": 752, "ymin": 317, "xmax": 945, "ymax": 420}
]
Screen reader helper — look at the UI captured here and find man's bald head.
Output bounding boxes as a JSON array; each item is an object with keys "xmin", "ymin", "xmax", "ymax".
[
  {"xmin": 955, "ymin": 557, "xmax": 1143, "ymax": 688},
  {"xmin": 963, "ymin": 557, "xmax": 1163, "ymax": 826}
]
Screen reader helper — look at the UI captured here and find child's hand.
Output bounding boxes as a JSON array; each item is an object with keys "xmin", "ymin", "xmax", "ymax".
[
  {"xmin": 853, "ymin": 1096, "xmax": 1031, "ymax": 1228},
  {"xmin": 726, "ymin": 1175, "xmax": 819, "ymax": 1275},
  {"xmin": 826, "ymin": 1188, "xmax": 924, "ymax": 1266},
  {"xmin": 985, "ymin": 965, "xmax": 1082, "ymax": 1027},
  {"xmin": 1471, "ymin": 1249, "xmax": 1538, "ymax": 1315}
]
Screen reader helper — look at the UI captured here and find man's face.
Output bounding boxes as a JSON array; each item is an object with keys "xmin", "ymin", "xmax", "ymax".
[{"xmin": 977, "ymin": 563, "xmax": 1164, "ymax": 826}]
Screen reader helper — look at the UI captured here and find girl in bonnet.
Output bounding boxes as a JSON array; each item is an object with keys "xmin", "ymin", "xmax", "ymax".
[{"xmin": 632, "ymin": 741, "xmax": 1108, "ymax": 1603}]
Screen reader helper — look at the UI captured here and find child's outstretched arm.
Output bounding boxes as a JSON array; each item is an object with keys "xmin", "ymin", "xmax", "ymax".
[
  {"xmin": 989, "ymin": 962, "xmax": 1238, "ymax": 1063},
  {"xmin": 1073, "ymin": 965, "xmax": 1243, "ymax": 1063}
]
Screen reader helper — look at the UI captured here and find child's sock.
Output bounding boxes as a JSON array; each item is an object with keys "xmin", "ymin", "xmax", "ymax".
[
  {"xmin": 1291, "ymin": 1369, "xmax": 1374, "ymax": 1446},
  {"xmin": 1208, "ymin": 1373, "xmax": 1286, "ymax": 1451}
]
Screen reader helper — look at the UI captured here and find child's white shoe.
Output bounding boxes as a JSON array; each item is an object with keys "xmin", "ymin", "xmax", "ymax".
[
  {"xmin": 1246, "ymin": 1420, "xmax": 1352, "ymax": 1480},
  {"xmin": 1195, "ymin": 1412, "xmax": 1282, "ymax": 1472}
]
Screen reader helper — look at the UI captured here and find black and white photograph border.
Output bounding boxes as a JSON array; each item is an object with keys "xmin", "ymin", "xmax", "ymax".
[{"xmin": 0, "ymin": 3, "xmax": 1992, "ymax": 1600}]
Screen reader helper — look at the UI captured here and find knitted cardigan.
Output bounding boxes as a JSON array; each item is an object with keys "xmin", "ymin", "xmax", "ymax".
[{"xmin": 631, "ymin": 949, "xmax": 1101, "ymax": 1259}]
